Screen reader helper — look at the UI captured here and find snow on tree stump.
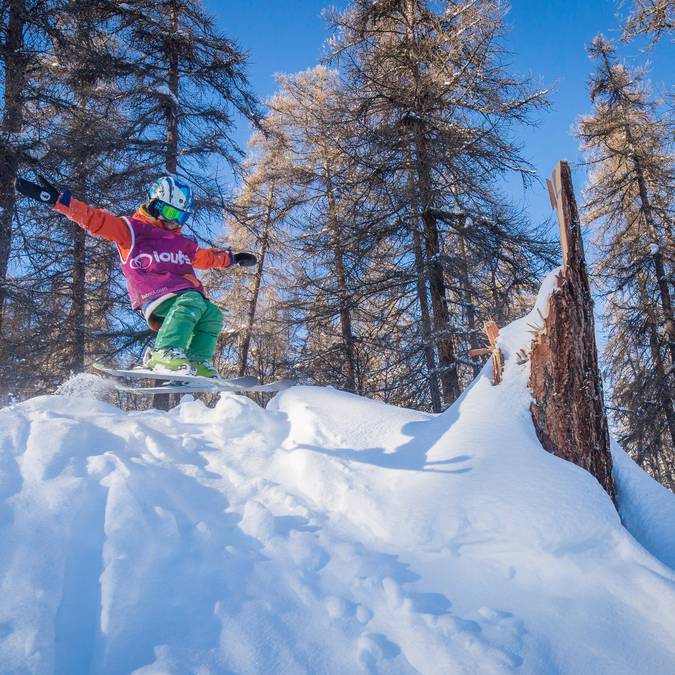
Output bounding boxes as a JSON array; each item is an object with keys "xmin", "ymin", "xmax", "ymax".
[{"xmin": 530, "ymin": 161, "xmax": 616, "ymax": 502}]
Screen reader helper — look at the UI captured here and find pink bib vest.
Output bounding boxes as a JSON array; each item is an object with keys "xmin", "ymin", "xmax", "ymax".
[{"xmin": 119, "ymin": 216, "xmax": 204, "ymax": 310}]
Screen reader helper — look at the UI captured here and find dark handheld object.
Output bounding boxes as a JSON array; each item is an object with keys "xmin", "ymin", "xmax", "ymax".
[
  {"xmin": 233, "ymin": 252, "xmax": 257, "ymax": 267},
  {"xmin": 15, "ymin": 175, "xmax": 60, "ymax": 205}
]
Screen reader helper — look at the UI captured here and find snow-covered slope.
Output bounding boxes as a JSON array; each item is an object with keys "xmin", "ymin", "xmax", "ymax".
[
  {"xmin": 610, "ymin": 439, "xmax": 675, "ymax": 570},
  {"xmin": 1, "ymin": 277, "xmax": 675, "ymax": 674}
]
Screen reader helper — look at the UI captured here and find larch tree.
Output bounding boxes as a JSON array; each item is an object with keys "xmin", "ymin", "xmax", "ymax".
[
  {"xmin": 227, "ymin": 124, "xmax": 300, "ymax": 379},
  {"xmin": 113, "ymin": 0, "xmax": 260, "ymax": 229},
  {"xmin": 0, "ymin": 0, "xmax": 56, "ymax": 399},
  {"xmin": 0, "ymin": 0, "xmax": 30, "ymax": 338},
  {"xmin": 43, "ymin": 0, "xmax": 140, "ymax": 375},
  {"xmin": 113, "ymin": 0, "xmax": 260, "ymax": 409},
  {"xmin": 622, "ymin": 0, "xmax": 674, "ymax": 45},
  {"xmin": 325, "ymin": 0, "xmax": 551, "ymax": 409},
  {"xmin": 204, "ymin": 117, "xmax": 299, "ymax": 384},
  {"xmin": 2, "ymin": 0, "xmax": 260, "ymax": 403},
  {"xmin": 264, "ymin": 66, "xmax": 368, "ymax": 393},
  {"xmin": 578, "ymin": 35, "xmax": 674, "ymax": 489}
]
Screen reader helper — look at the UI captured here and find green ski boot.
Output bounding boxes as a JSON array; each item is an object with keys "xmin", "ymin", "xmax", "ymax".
[
  {"xmin": 190, "ymin": 360, "xmax": 221, "ymax": 379},
  {"xmin": 144, "ymin": 348, "xmax": 195, "ymax": 376}
]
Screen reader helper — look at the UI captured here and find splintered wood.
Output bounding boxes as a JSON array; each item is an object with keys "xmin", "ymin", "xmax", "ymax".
[
  {"xmin": 546, "ymin": 165, "xmax": 570, "ymax": 270},
  {"xmin": 469, "ymin": 321, "xmax": 503, "ymax": 385}
]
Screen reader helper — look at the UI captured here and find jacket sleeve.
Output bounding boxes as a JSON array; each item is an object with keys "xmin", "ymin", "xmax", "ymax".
[
  {"xmin": 193, "ymin": 247, "xmax": 234, "ymax": 270},
  {"xmin": 53, "ymin": 192, "xmax": 132, "ymax": 248}
]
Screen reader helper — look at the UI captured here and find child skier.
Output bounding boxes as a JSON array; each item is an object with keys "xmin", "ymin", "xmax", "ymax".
[{"xmin": 15, "ymin": 175, "xmax": 256, "ymax": 378}]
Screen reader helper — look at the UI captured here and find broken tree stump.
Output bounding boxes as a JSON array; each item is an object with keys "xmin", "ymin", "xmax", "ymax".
[{"xmin": 531, "ymin": 161, "xmax": 616, "ymax": 502}]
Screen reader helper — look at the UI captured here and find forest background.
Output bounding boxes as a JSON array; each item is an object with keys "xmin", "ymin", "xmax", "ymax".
[{"xmin": 0, "ymin": 0, "xmax": 673, "ymax": 489}]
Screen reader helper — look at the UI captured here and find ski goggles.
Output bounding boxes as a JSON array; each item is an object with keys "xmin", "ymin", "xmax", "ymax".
[{"xmin": 157, "ymin": 201, "xmax": 191, "ymax": 226}]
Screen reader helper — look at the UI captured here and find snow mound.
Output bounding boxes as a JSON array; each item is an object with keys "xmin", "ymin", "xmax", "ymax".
[{"xmin": 1, "ymin": 273, "xmax": 675, "ymax": 674}]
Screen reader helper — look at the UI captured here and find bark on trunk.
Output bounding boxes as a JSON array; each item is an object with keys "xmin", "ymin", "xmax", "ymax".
[
  {"xmin": 238, "ymin": 188, "xmax": 273, "ymax": 376},
  {"xmin": 413, "ymin": 226, "xmax": 442, "ymax": 412},
  {"xmin": 405, "ymin": 142, "xmax": 442, "ymax": 411},
  {"xmin": 324, "ymin": 161, "xmax": 357, "ymax": 393},
  {"xmin": 69, "ymin": 219, "xmax": 87, "ymax": 371},
  {"xmin": 404, "ymin": 0, "xmax": 459, "ymax": 406},
  {"xmin": 0, "ymin": 0, "xmax": 27, "ymax": 340},
  {"xmin": 531, "ymin": 161, "xmax": 616, "ymax": 502},
  {"xmin": 458, "ymin": 231, "xmax": 481, "ymax": 378},
  {"xmin": 637, "ymin": 274, "xmax": 675, "ymax": 451},
  {"xmin": 599, "ymin": 49, "xmax": 675, "ymax": 366},
  {"xmin": 154, "ymin": 0, "xmax": 181, "ymax": 410},
  {"xmin": 413, "ymin": 127, "xmax": 460, "ymax": 404},
  {"xmin": 165, "ymin": 2, "xmax": 180, "ymax": 174},
  {"xmin": 67, "ymin": 131, "xmax": 89, "ymax": 373},
  {"xmin": 632, "ymin": 153, "xmax": 675, "ymax": 366}
]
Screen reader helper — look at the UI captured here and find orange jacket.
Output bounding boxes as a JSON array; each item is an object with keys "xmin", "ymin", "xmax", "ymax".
[{"xmin": 54, "ymin": 196, "xmax": 233, "ymax": 269}]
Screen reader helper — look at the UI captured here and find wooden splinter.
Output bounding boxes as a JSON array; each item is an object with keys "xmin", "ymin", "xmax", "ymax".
[{"xmin": 468, "ymin": 320, "xmax": 504, "ymax": 385}]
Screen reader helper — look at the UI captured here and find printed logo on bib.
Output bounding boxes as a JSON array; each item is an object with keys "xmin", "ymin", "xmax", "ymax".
[
  {"xmin": 153, "ymin": 250, "xmax": 191, "ymax": 265},
  {"xmin": 129, "ymin": 253, "xmax": 153, "ymax": 270},
  {"xmin": 129, "ymin": 250, "xmax": 192, "ymax": 269}
]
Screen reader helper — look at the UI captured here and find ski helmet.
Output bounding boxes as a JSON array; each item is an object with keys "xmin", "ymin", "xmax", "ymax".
[{"xmin": 147, "ymin": 176, "xmax": 194, "ymax": 213}]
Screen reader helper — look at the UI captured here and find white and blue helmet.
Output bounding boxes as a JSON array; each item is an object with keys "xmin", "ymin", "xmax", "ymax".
[{"xmin": 148, "ymin": 175, "xmax": 194, "ymax": 213}]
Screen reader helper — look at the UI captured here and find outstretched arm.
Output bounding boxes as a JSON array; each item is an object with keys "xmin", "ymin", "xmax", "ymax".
[
  {"xmin": 193, "ymin": 248, "xmax": 257, "ymax": 270},
  {"xmin": 15, "ymin": 177, "xmax": 131, "ymax": 248},
  {"xmin": 54, "ymin": 193, "xmax": 131, "ymax": 248},
  {"xmin": 193, "ymin": 248, "xmax": 234, "ymax": 270}
]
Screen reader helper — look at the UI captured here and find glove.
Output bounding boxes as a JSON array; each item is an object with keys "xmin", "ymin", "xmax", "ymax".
[
  {"xmin": 15, "ymin": 175, "xmax": 60, "ymax": 205},
  {"xmin": 233, "ymin": 252, "xmax": 257, "ymax": 267}
]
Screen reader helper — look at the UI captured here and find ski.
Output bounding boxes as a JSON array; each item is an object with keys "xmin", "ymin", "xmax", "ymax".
[
  {"xmin": 93, "ymin": 363, "xmax": 259, "ymax": 388},
  {"xmin": 112, "ymin": 380, "xmax": 297, "ymax": 395},
  {"xmin": 94, "ymin": 363, "xmax": 296, "ymax": 394},
  {"xmin": 250, "ymin": 379, "xmax": 297, "ymax": 393},
  {"xmin": 113, "ymin": 382, "xmax": 236, "ymax": 395}
]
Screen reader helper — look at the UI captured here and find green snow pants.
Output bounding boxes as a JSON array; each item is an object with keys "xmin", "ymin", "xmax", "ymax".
[{"xmin": 153, "ymin": 292, "xmax": 224, "ymax": 362}]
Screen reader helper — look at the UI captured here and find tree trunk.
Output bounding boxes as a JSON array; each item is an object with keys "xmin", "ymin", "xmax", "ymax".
[
  {"xmin": 324, "ymin": 161, "xmax": 357, "ymax": 393},
  {"xmin": 406, "ymin": 145, "xmax": 442, "ymax": 412},
  {"xmin": 413, "ymin": 226, "xmax": 442, "ymax": 412},
  {"xmin": 67, "ymin": 116, "xmax": 90, "ymax": 373},
  {"xmin": 165, "ymin": 2, "xmax": 180, "ymax": 174},
  {"xmin": 458, "ymin": 230, "xmax": 481, "ymax": 378},
  {"xmin": 637, "ymin": 274, "xmax": 675, "ymax": 452},
  {"xmin": 631, "ymin": 149, "xmax": 675, "ymax": 366},
  {"xmin": 489, "ymin": 264, "xmax": 506, "ymax": 327},
  {"xmin": 600, "ymin": 48, "xmax": 675, "ymax": 366},
  {"xmin": 412, "ymin": 127, "xmax": 460, "ymax": 404},
  {"xmin": 0, "ymin": 0, "xmax": 26, "ymax": 340},
  {"xmin": 154, "ymin": 0, "xmax": 180, "ymax": 410},
  {"xmin": 403, "ymin": 0, "xmax": 459, "ymax": 406},
  {"xmin": 530, "ymin": 162, "xmax": 616, "ymax": 502},
  {"xmin": 238, "ymin": 187, "xmax": 273, "ymax": 376},
  {"xmin": 69, "ymin": 221, "xmax": 87, "ymax": 371}
]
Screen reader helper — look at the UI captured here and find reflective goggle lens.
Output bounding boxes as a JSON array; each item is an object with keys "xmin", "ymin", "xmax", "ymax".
[{"xmin": 158, "ymin": 202, "xmax": 190, "ymax": 225}]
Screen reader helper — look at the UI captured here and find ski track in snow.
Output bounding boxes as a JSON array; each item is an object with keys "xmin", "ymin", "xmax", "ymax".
[{"xmin": 0, "ymin": 270, "xmax": 674, "ymax": 674}]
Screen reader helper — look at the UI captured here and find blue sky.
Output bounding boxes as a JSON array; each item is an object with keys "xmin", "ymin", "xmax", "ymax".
[{"xmin": 206, "ymin": 0, "xmax": 673, "ymax": 228}]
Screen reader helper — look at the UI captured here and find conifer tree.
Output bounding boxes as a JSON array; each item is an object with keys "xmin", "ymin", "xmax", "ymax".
[
  {"xmin": 113, "ymin": 0, "xmax": 260, "ymax": 228},
  {"xmin": 263, "ymin": 66, "xmax": 368, "ymax": 393},
  {"xmin": 2, "ymin": 0, "xmax": 260, "ymax": 402},
  {"xmin": 622, "ymin": 0, "xmax": 674, "ymax": 45},
  {"xmin": 1, "ymin": 0, "xmax": 64, "ymax": 399},
  {"xmin": 325, "ymin": 0, "xmax": 551, "ymax": 408},
  {"xmin": 578, "ymin": 35, "xmax": 674, "ymax": 489},
  {"xmin": 0, "ymin": 0, "xmax": 28, "ymax": 338},
  {"xmin": 228, "ymin": 125, "xmax": 299, "ymax": 378},
  {"xmin": 44, "ymin": 0, "xmax": 139, "ymax": 374}
]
